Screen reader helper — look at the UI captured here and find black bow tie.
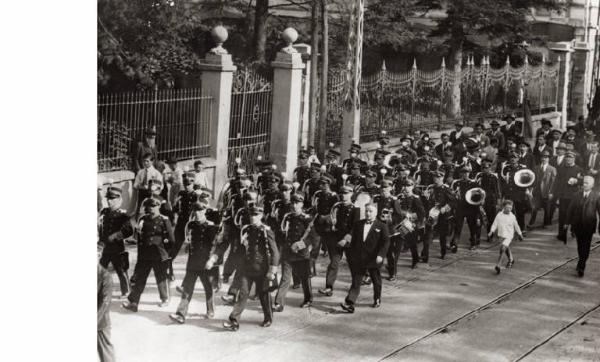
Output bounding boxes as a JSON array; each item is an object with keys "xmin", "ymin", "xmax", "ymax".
[{"xmin": 365, "ymin": 221, "xmax": 373, "ymax": 225}]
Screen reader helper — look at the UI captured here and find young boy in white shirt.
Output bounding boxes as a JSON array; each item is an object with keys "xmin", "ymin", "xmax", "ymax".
[{"xmin": 488, "ymin": 200, "xmax": 524, "ymax": 274}]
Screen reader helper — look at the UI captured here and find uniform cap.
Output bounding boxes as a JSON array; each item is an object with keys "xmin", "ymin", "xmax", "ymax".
[
  {"xmin": 106, "ymin": 186, "xmax": 122, "ymax": 199},
  {"xmin": 192, "ymin": 201, "xmax": 209, "ymax": 211},
  {"xmin": 327, "ymin": 149, "xmax": 341, "ymax": 157},
  {"xmin": 319, "ymin": 175, "xmax": 333, "ymax": 184},
  {"xmin": 365, "ymin": 170, "xmax": 377, "ymax": 178},
  {"xmin": 400, "ymin": 178, "xmax": 415, "ymax": 187},
  {"xmin": 540, "ymin": 118, "xmax": 552, "ymax": 127},
  {"xmin": 249, "ymin": 206, "xmax": 264, "ymax": 215},
  {"xmin": 432, "ymin": 170, "xmax": 444, "ymax": 178},
  {"xmin": 280, "ymin": 182, "xmax": 293, "ymax": 191},
  {"xmin": 565, "ymin": 151, "xmax": 576, "ymax": 158},
  {"xmin": 348, "ymin": 144, "xmax": 362, "ymax": 152},
  {"xmin": 458, "ymin": 165, "xmax": 470, "ymax": 173},
  {"xmin": 291, "ymin": 193, "xmax": 305, "ymax": 203},
  {"xmin": 298, "ymin": 151, "xmax": 309, "ymax": 159},
  {"xmin": 489, "ymin": 119, "xmax": 500, "ymax": 127},
  {"xmin": 340, "ymin": 185, "xmax": 354, "ymax": 194},
  {"xmin": 142, "ymin": 197, "xmax": 161, "ymax": 207},
  {"xmin": 503, "ymin": 114, "xmax": 516, "ymax": 121},
  {"xmin": 350, "ymin": 163, "xmax": 361, "ymax": 170},
  {"xmin": 541, "ymin": 150, "xmax": 551, "ymax": 157}
]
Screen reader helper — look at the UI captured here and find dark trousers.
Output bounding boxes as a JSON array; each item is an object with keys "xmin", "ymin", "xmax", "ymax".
[
  {"xmin": 558, "ymin": 198, "xmax": 572, "ymax": 240},
  {"xmin": 575, "ymin": 232, "xmax": 593, "ymax": 272},
  {"xmin": 402, "ymin": 231, "xmax": 419, "ymax": 266},
  {"xmin": 423, "ymin": 215, "xmax": 452, "ymax": 259},
  {"xmin": 223, "ymin": 248, "xmax": 242, "ymax": 279},
  {"xmin": 324, "ymin": 238, "xmax": 346, "ymax": 290},
  {"xmin": 229, "ymin": 273, "xmax": 272, "ymax": 323},
  {"xmin": 386, "ymin": 234, "xmax": 403, "ymax": 277},
  {"xmin": 100, "ymin": 253, "xmax": 130, "ymax": 295},
  {"xmin": 345, "ymin": 265, "xmax": 382, "ymax": 305},
  {"xmin": 453, "ymin": 204, "xmax": 481, "ymax": 246},
  {"xmin": 128, "ymin": 259, "xmax": 169, "ymax": 304},
  {"xmin": 529, "ymin": 197, "xmax": 553, "ymax": 226},
  {"xmin": 171, "ymin": 223, "xmax": 186, "ymax": 260},
  {"xmin": 483, "ymin": 200, "xmax": 498, "ymax": 233},
  {"xmin": 274, "ymin": 259, "xmax": 312, "ymax": 306},
  {"xmin": 175, "ymin": 268, "xmax": 215, "ymax": 316},
  {"xmin": 98, "ymin": 328, "xmax": 115, "ymax": 362},
  {"xmin": 513, "ymin": 200, "xmax": 528, "ymax": 230}
]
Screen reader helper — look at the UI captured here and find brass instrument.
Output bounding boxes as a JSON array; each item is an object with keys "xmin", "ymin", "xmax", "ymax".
[
  {"xmin": 514, "ymin": 169, "xmax": 535, "ymax": 188},
  {"xmin": 465, "ymin": 187, "xmax": 486, "ymax": 206}
]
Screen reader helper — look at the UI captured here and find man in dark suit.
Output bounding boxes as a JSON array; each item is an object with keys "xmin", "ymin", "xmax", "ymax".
[
  {"xmin": 488, "ymin": 119, "xmax": 506, "ymax": 151},
  {"xmin": 435, "ymin": 133, "xmax": 453, "ymax": 160},
  {"xmin": 501, "ymin": 114, "xmax": 522, "ymax": 141},
  {"xmin": 528, "ymin": 151, "xmax": 557, "ymax": 228},
  {"xmin": 547, "ymin": 129, "xmax": 562, "ymax": 156},
  {"xmin": 340, "ymin": 203, "xmax": 390, "ymax": 313},
  {"xmin": 553, "ymin": 152, "xmax": 584, "ymax": 242},
  {"xmin": 583, "ymin": 142, "xmax": 600, "ymax": 188},
  {"xmin": 579, "ymin": 132, "xmax": 597, "ymax": 163},
  {"xmin": 98, "ymin": 244, "xmax": 115, "ymax": 362},
  {"xmin": 565, "ymin": 176, "xmax": 600, "ymax": 277},
  {"xmin": 535, "ymin": 118, "xmax": 553, "ymax": 141}
]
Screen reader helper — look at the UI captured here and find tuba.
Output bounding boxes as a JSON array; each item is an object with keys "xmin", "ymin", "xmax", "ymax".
[
  {"xmin": 465, "ymin": 187, "xmax": 486, "ymax": 206},
  {"xmin": 383, "ymin": 153, "xmax": 401, "ymax": 169},
  {"xmin": 514, "ymin": 169, "xmax": 535, "ymax": 188}
]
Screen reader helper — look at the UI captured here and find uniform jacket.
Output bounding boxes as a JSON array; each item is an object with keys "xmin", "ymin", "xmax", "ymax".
[
  {"xmin": 98, "ymin": 208, "xmax": 133, "ymax": 254},
  {"xmin": 567, "ymin": 190, "xmax": 600, "ymax": 235},
  {"xmin": 532, "ymin": 143, "xmax": 551, "ymax": 165},
  {"xmin": 394, "ymin": 194, "xmax": 425, "ymax": 228},
  {"xmin": 348, "ymin": 219, "xmax": 390, "ymax": 269},
  {"xmin": 487, "ymin": 129, "xmax": 506, "ymax": 151},
  {"xmin": 280, "ymin": 212, "xmax": 315, "ymax": 261},
  {"xmin": 501, "ymin": 163, "xmax": 528, "ymax": 201},
  {"xmin": 97, "ymin": 264, "xmax": 112, "ymax": 331},
  {"xmin": 552, "ymin": 164, "xmax": 583, "ymax": 200},
  {"xmin": 240, "ymin": 224, "xmax": 280, "ymax": 276},
  {"xmin": 501, "ymin": 121, "xmax": 522, "ymax": 141},
  {"xmin": 293, "ymin": 165, "xmax": 312, "ymax": 187},
  {"xmin": 186, "ymin": 220, "xmax": 223, "ymax": 270},
  {"xmin": 435, "ymin": 142, "xmax": 454, "ymax": 160},
  {"xmin": 330, "ymin": 202, "xmax": 360, "ymax": 240},
  {"xmin": 137, "ymin": 214, "xmax": 174, "ymax": 261}
]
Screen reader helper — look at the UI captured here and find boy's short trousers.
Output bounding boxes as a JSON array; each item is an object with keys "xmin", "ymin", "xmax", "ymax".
[{"xmin": 501, "ymin": 237, "xmax": 512, "ymax": 247}]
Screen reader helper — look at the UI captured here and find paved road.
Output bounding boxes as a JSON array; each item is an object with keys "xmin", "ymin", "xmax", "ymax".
[{"xmin": 107, "ymin": 224, "xmax": 600, "ymax": 362}]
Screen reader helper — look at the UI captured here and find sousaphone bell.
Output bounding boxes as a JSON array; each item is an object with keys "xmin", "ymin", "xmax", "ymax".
[
  {"xmin": 514, "ymin": 169, "xmax": 535, "ymax": 188},
  {"xmin": 465, "ymin": 187, "xmax": 486, "ymax": 206}
]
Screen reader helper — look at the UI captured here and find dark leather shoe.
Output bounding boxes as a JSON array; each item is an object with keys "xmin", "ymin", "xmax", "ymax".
[
  {"xmin": 388, "ymin": 275, "xmax": 397, "ymax": 281},
  {"xmin": 121, "ymin": 301, "xmax": 138, "ymax": 312},
  {"xmin": 411, "ymin": 261, "xmax": 418, "ymax": 269},
  {"xmin": 223, "ymin": 319, "xmax": 239, "ymax": 331},
  {"xmin": 300, "ymin": 300, "xmax": 312, "ymax": 308},
  {"xmin": 361, "ymin": 276, "xmax": 372, "ymax": 285},
  {"xmin": 450, "ymin": 243, "xmax": 458, "ymax": 253},
  {"xmin": 440, "ymin": 253, "xmax": 446, "ymax": 260},
  {"xmin": 340, "ymin": 302, "xmax": 355, "ymax": 314},
  {"xmin": 372, "ymin": 299, "xmax": 381, "ymax": 308},
  {"xmin": 577, "ymin": 269, "xmax": 584, "ymax": 277},
  {"xmin": 495, "ymin": 266, "xmax": 501, "ymax": 274},
  {"xmin": 318, "ymin": 288, "xmax": 333, "ymax": 297},
  {"xmin": 158, "ymin": 299, "xmax": 170, "ymax": 308},
  {"xmin": 206, "ymin": 310, "xmax": 215, "ymax": 319},
  {"xmin": 272, "ymin": 303, "xmax": 284, "ymax": 312},
  {"xmin": 420, "ymin": 257, "xmax": 428, "ymax": 263},
  {"xmin": 176, "ymin": 285, "xmax": 184, "ymax": 294},
  {"xmin": 506, "ymin": 259, "xmax": 515, "ymax": 268},
  {"xmin": 260, "ymin": 320, "xmax": 272, "ymax": 328},
  {"xmin": 169, "ymin": 313, "xmax": 185, "ymax": 324}
]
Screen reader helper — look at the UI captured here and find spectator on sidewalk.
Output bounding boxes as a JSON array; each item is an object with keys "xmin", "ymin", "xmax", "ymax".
[
  {"xmin": 488, "ymin": 200, "xmax": 523, "ymax": 275},
  {"xmin": 133, "ymin": 153, "xmax": 163, "ymax": 216},
  {"xmin": 132, "ymin": 126, "xmax": 158, "ymax": 174},
  {"xmin": 193, "ymin": 160, "xmax": 210, "ymax": 192}
]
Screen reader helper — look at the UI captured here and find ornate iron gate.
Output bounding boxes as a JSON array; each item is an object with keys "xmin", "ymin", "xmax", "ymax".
[{"xmin": 227, "ymin": 67, "xmax": 273, "ymax": 176}]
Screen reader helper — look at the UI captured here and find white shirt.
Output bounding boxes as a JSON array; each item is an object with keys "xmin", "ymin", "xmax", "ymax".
[
  {"xmin": 133, "ymin": 166, "xmax": 163, "ymax": 189},
  {"xmin": 556, "ymin": 155, "xmax": 564, "ymax": 165},
  {"xmin": 584, "ymin": 191, "xmax": 591, "ymax": 199},
  {"xmin": 490, "ymin": 212, "xmax": 522, "ymax": 239},
  {"xmin": 589, "ymin": 153, "xmax": 597, "ymax": 169},
  {"xmin": 363, "ymin": 221, "xmax": 373, "ymax": 241}
]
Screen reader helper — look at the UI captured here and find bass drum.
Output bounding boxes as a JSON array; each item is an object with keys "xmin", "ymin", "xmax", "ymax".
[{"xmin": 353, "ymin": 192, "xmax": 372, "ymax": 220}]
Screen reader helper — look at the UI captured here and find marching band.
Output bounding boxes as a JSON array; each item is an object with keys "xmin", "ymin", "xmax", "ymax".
[{"xmin": 99, "ymin": 116, "xmax": 599, "ymax": 332}]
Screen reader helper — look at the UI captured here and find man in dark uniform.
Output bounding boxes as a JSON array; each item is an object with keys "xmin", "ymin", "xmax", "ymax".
[
  {"xmin": 414, "ymin": 156, "xmax": 435, "ymax": 192},
  {"xmin": 273, "ymin": 194, "xmax": 316, "ymax": 311},
  {"xmin": 318, "ymin": 186, "xmax": 359, "ymax": 296},
  {"xmin": 342, "ymin": 143, "xmax": 367, "ymax": 173},
  {"xmin": 518, "ymin": 141, "xmax": 535, "ymax": 169},
  {"xmin": 302, "ymin": 164, "xmax": 323, "ymax": 209},
  {"xmin": 310, "ymin": 175, "xmax": 339, "ymax": 273},
  {"xmin": 553, "ymin": 151, "xmax": 584, "ymax": 242},
  {"xmin": 259, "ymin": 174, "xmax": 281, "ymax": 217},
  {"xmin": 373, "ymin": 178, "xmax": 398, "ymax": 280},
  {"xmin": 501, "ymin": 152, "xmax": 530, "ymax": 231},
  {"xmin": 122, "ymin": 197, "xmax": 174, "ymax": 312},
  {"xmin": 98, "ymin": 186, "xmax": 134, "ymax": 298},
  {"xmin": 488, "ymin": 119, "xmax": 506, "ymax": 151},
  {"xmin": 340, "ymin": 203, "xmax": 390, "ymax": 313},
  {"xmin": 363, "ymin": 170, "xmax": 381, "ymax": 197},
  {"xmin": 476, "ymin": 160, "xmax": 501, "ymax": 238},
  {"xmin": 394, "ymin": 178, "xmax": 425, "ymax": 269},
  {"xmin": 324, "ymin": 148, "xmax": 344, "ymax": 192},
  {"xmin": 423, "ymin": 171, "xmax": 457, "ymax": 260},
  {"xmin": 223, "ymin": 207, "xmax": 279, "ymax": 331},
  {"xmin": 169, "ymin": 201, "xmax": 224, "ymax": 323},
  {"xmin": 450, "ymin": 121, "xmax": 465, "ymax": 145},
  {"xmin": 346, "ymin": 163, "xmax": 366, "ymax": 190},
  {"xmin": 452, "ymin": 166, "xmax": 483, "ymax": 249},
  {"xmin": 396, "ymin": 136, "xmax": 418, "ymax": 165},
  {"xmin": 98, "ymin": 243, "xmax": 115, "ymax": 362},
  {"xmin": 566, "ymin": 176, "xmax": 600, "ymax": 277},
  {"xmin": 170, "ymin": 172, "xmax": 199, "ymax": 278},
  {"xmin": 293, "ymin": 151, "xmax": 312, "ymax": 188}
]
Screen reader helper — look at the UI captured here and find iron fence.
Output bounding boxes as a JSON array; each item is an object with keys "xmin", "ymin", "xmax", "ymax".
[
  {"xmin": 322, "ymin": 57, "xmax": 560, "ymax": 145},
  {"xmin": 98, "ymin": 88, "xmax": 213, "ymax": 172},
  {"xmin": 227, "ymin": 67, "xmax": 273, "ymax": 177}
]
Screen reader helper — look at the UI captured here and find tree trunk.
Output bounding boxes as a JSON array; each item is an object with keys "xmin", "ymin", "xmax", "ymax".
[
  {"xmin": 448, "ymin": 42, "xmax": 463, "ymax": 119},
  {"xmin": 253, "ymin": 0, "xmax": 269, "ymax": 62},
  {"xmin": 308, "ymin": 0, "xmax": 319, "ymax": 148},
  {"xmin": 317, "ymin": 0, "xmax": 329, "ymax": 160}
]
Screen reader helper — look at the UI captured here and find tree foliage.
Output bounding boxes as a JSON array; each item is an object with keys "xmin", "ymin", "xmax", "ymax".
[{"xmin": 98, "ymin": 0, "xmax": 208, "ymax": 91}]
